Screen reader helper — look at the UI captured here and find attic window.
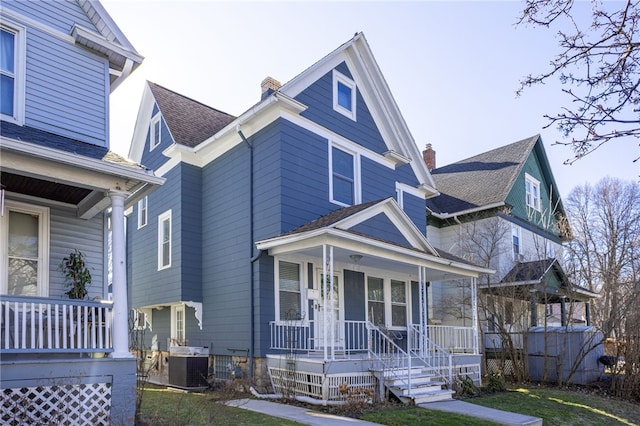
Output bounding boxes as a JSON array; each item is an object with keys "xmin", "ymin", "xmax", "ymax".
[
  {"xmin": 333, "ymin": 70, "xmax": 356, "ymax": 121},
  {"xmin": 525, "ymin": 173, "xmax": 541, "ymax": 211},
  {"xmin": 150, "ymin": 113, "xmax": 162, "ymax": 151}
]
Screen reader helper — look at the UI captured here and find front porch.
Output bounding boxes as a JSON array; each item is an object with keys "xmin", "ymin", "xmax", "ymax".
[
  {"xmin": 267, "ymin": 320, "xmax": 481, "ymax": 404},
  {"xmin": 0, "ymin": 294, "xmax": 136, "ymax": 425}
]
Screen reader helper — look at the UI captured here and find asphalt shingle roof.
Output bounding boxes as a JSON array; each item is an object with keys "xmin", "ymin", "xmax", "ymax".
[
  {"xmin": 427, "ymin": 135, "xmax": 539, "ymax": 215},
  {"xmin": 148, "ymin": 82, "xmax": 236, "ymax": 148}
]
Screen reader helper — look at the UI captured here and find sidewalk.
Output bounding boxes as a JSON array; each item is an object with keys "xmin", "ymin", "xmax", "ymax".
[
  {"xmin": 420, "ymin": 400, "xmax": 543, "ymax": 426},
  {"xmin": 226, "ymin": 398, "xmax": 382, "ymax": 425},
  {"xmin": 228, "ymin": 397, "xmax": 543, "ymax": 426}
]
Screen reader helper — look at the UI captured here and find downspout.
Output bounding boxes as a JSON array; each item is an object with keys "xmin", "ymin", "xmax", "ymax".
[{"xmin": 237, "ymin": 125, "xmax": 255, "ymax": 383}]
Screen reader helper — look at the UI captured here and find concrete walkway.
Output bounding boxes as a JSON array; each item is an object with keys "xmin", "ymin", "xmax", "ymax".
[
  {"xmin": 420, "ymin": 400, "xmax": 543, "ymax": 426},
  {"xmin": 228, "ymin": 398, "xmax": 543, "ymax": 426},
  {"xmin": 226, "ymin": 399, "xmax": 382, "ymax": 425}
]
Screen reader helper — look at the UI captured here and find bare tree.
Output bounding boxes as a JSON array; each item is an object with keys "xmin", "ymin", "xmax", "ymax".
[
  {"xmin": 564, "ymin": 177, "xmax": 640, "ymax": 400},
  {"xmin": 517, "ymin": 0, "xmax": 640, "ymax": 164}
]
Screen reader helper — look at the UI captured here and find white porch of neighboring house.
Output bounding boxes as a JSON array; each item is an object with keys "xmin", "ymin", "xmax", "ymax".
[
  {"xmin": 0, "ymin": 139, "xmax": 163, "ymax": 425},
  {"xmin": 257, "ymin": 208, "xmax": 492, "ymax": 405}
]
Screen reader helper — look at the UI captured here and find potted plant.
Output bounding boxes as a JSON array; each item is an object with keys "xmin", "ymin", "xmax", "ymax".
[{"xmin": 59, "ymin": 249, "xmax": 92, "ymax": 299}]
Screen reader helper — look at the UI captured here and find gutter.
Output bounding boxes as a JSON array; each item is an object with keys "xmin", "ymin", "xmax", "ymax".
[{"xmin": 429, "ymin": 201, "xmax": 506, "ymax": 220}]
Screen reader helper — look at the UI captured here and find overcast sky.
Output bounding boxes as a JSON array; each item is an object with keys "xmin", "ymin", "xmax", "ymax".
[{"xmin": 102, "ymin": 0, "xmax": 639, "ymax": 198}]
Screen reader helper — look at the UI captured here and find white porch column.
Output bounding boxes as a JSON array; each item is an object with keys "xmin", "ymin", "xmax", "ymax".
[
  {"xmin": 322, "ymin": 244, "xmax": 327, "ymax": 361},
  {"xmin": 471, "ymin": 277, "xmax": 479, "ymax": 354},
  {"xmin": 109, "ymin": 190, "xmax": 132, "ymax": 358}
]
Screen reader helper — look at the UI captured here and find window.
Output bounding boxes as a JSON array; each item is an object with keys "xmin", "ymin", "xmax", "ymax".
[
  {"xmin": 158, "ymin": 210, "xmax": 171, "ymax": 270},
  {"xmin": 330, "ymin": 144, "xmax": 360, "ymax": 206},
  {"xmin": 277, "ymin": 261, "xmax": 302, "ymax": 321},
  {"xmin": 1, "ymin": 201, "xmax": 50, "ymax": 296},
  {"xmin": 150, "ymin": 113, "xmax": 162, "ymax": 151},
  {"xmin": 367, "ymin": 276, "xmax": 408, "ymax": 328},
  {"xmin": 133, "ymin": 309, "xmax": 147, "ymax": 330},
  {"xmin": 137, "ymin": 196, "xmax": 147, "ymax": 229},
  {"xmin": 367, "ymin": 277, "xmax": 385, "ymax": 327},
  {"xmin": 0, "ymin": 22, "xmax": 25, "ymax": 124},
  {"xmin": 171, "ymin": 304, "xmax": 185, "ymax": 346},
  {"xmin": 525, "ymin": 173, "xmax": 541, "ymax": 211},
  {"xmin": 390, "ymin": 280, "xmax": 407, "ymax": 327},
  {"xmin": 512, "ymin": 226, "xmax": 520, "ymax": 259},
  {"xmin": 504, "ymin": 301, "xmax": 514, "ymax": 324},
  {"xmin": 333, "ymin": 70, "xmax": 356, "ymax": 120}
]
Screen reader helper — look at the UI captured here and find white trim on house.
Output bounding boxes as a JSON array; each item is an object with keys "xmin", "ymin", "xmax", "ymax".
[
  {"xmin": 150, "ymin": 113, "xmax": 162, "ymax": 151},
  {"xmin": 329, "ymin": 141, "xmax": 361, "ymax": 207},
  {"xmin": 0, "ymin": 19, "xmax": 26, "ymax": 125},
  {"xmin": 157, "ymin": 209, "xmax": 171, "ymax": 270},
  {"xmin": 137, "ymin": 196, "xmax": 147, "ymax": 229},
  {"xmin": 0, "ymin": 200, "xmax": 50, "ymax": 297},
  {"xmin": 333, "ymin": 69, "xmax": 357, "ymax": 121}
]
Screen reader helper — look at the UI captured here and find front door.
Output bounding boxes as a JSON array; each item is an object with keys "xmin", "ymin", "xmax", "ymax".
[{"xmin": 311, "ymin": 271, "xmax": 343, "ymax": 350}]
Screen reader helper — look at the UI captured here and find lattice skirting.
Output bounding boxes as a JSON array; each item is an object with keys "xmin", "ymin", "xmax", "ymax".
[
  {"xmin": 267, "ymin": 367, "xmax": 377, "ymax": 403},
  {"xmin": 1, "ymin": 382, "xmax": 111, "ymax": 425}
]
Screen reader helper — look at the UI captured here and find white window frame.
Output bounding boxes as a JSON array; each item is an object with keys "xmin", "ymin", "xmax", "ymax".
[
  {"xmin": 137, "ymin": 196, "xmax": 147, "ymax": 229},
  {"xmin": 333, "ymin": 70, "xmax": 356, "ymax": 121},
  {"xmin": 157, "ymin": 209, "xmax": 171, "ymax": 270},
  {"xmin": 525, "ymin": 173, "xmax": 541, "ymax": 211},
  {"xmin": 366, "ymin": 275, "xmax": 409, "ymax": 330},
  {"xmin": 150, "ymin": 113, "xmax": 162, "ymax": 151},
  {"xmin": 0, "ymin": 20, "xmax": 26, "ymax": 125},
  {"xmin": 512, "ymin": 225, "xmax": 521, "ymax": 260},
  {"xmin": 170, "ymin": 304, "xmax": 185, "ymax": 346},
  {"xmin": 329, "ymin": 142, "xmax": 361, "ymax": 207},
  {"xmin": 275, "ymin": 259, "xmax": 305, "ymax": 322},
  {"xmin": 0, "ymin": 200, "xmax": 50, "ymax": 296}
]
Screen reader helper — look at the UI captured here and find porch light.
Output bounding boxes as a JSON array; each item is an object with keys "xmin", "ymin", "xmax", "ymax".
[{"xmin": 349, "ymin": 254, "xmax": 363, "ymax": 263}]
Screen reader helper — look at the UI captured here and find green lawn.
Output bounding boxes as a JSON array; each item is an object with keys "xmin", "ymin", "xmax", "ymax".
[
  {"xmin": 466, "ymin": 386, "xmax": 640, "ymax": 426},
  {"xmin": 138, "ymin": 385, "xmax": 640, "ymax": 426}
]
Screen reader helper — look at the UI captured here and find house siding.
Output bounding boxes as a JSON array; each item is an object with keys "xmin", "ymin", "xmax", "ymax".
[
  {"xmin": 3, "ymin": 1, "xmax": 109, "ymax": 146},
  {"xmin": 201, "ymin": 143, "xmax": 252, "ymax": 355},
  {"xmin": 506, "ymin": 152, "xmax": 561, "ymax": 237},
  {"xmin": 129, "ymin": 165, "xmax": 183, "ymax": 307},
  {"xmin": 48, "ymin": 206, "xmax": 105, "ymax": 299},
  {"xmin": 351, "ymin": 214, "xmax": 412, "ymax": 248},
  {"xmin": 179, "ymin": 164, "xmax": 202, "ymax": 302},
  {"xmin": 140, "ymin": 107, "xmax": 173, "ymax": 171},
  {"xmin": 295, "ymin": 63, "xmax": 388, "ymax": 155}
]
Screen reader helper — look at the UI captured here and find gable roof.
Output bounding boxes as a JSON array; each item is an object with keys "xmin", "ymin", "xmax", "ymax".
[
  {"xmin": 148, "ymin": 82, "xmax": 237, "ymax": 148},
  {"xmin": 278, "ymin": 32, "xmax": 437, "ymax": 194},
  {"xmin": 427, "ymin": 135, "xmax": 565, "ymax": 218},
  {"xmin": 75, "ymin": 0, "xmax": 144, "ymax": 90},
  {"xmin": 128, "ymin": 33, "xmax": 436, "ymax": 197},
  {"xmin": 257, "ymin": 198, "xmax": 493, "ymax": 280},
  {"xmin": 496, "ymin": 258, "xmax": 598, "ymax": 302}
]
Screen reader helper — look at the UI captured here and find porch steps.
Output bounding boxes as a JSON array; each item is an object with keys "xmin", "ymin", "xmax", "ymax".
[{"xmin": 382, "ymin": 369, "xmax": 454, "ymax": 405}]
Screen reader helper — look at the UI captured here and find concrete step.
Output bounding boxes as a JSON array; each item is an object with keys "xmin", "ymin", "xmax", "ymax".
[
  {"xmin": 391, "ymin": 383, "xmax": 445, "ymax": 396},
  {"xmin": 384, "ymin": 374, "xmax": 438, "ymax": 387},
  {"xmin": 413, "ymin": 389, "xmax": 455, "ymax": 404}
]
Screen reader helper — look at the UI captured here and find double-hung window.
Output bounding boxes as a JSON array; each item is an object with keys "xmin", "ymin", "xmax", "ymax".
[
  {"xmin": 277, "ymin": 260, "xmax": 302, "ymax": 321},
  {"xmin": 512, "ymin": 225, "xmax": 521, "ymax": 259},
  {"xmin": 171, "ymin": 304, "xmax": 185, "ymax": 345},
  {"xmin": 367, "ymin": 276, "xmax": 408, "ymax": 329},
  {"xmin": 137, "ymin": 196, "xmax": 148, "ymax": 229},
  {"xmin": 158, "ymin": 210, "xmax": 171, "ymax": 270},
  {"xmin": 1, "ymin": 22, "xmax": 25, "ymax": 124},
  {"xmin": 1, "ymin": 201, "xmax": 50, "ymax": 296},
  {"xmin": 333, "ymin": 70, "xmax": 356, "ymax": 120},
  {"xmin": 150, "ymin": 113, "xmax": 162, "ymax": 151},
  {"xmin": 330, "ymin": 144, "xmax": 360, "ymax": 206},
  {"xmin": 525, "ymin": 173, "xmax": 541, "ymax": 211}
]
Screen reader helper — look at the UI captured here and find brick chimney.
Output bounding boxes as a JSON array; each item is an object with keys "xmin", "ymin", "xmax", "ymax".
[
  {"xmin": 423, "ymin": 143, "xmax": 436, "ymax": 171},
  {"xmin": 260, "ymin": 76, "xmax": 282, "ymax": 100}
]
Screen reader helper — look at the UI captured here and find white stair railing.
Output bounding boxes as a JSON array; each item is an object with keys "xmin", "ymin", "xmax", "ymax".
[{"xmin": 409, "ymin": 324, "xmax": 453, "ymax": 385}]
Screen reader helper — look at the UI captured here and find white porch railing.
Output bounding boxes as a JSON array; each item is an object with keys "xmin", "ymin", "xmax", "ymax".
[
  {"xmin": 1, "ymin": 294, "xmax": 113, "ymax": 354},
  {"xmin": 422, "ymin": 325, "xmax": 477, "ymax": 353},
  {"xmin": 270, "ymin": 320, "xmax": 369, "ymax": 355}
]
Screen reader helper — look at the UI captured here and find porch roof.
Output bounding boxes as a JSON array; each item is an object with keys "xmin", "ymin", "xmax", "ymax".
[
  {"xmin": 480, "ymin": 258, "xmax": 598, "ymax": 302},
  {"xmin": 256, "ymin": 198, "xmax": 493, "ymax": 281},
  {"xmin": 0, "ymin": 122, "xmax": 164, "ymax": 219}
]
